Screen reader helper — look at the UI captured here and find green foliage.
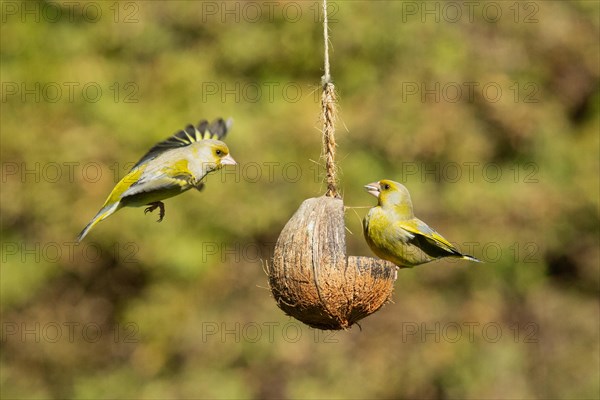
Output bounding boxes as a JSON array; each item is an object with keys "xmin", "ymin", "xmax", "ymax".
[{"xmin": 1, "ymin": 1, "xmax": 598, "ymax": 398}]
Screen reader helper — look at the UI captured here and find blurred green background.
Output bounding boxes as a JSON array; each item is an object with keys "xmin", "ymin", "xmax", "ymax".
[{"xmin": 1, "ymin": 1, "xmax": 598, "ymax": 398}]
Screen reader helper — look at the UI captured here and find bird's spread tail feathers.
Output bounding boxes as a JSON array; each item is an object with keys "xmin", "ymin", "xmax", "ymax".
[{"xmin": 76, "ymin": 202, "xmax": 120, "ymax": 242}]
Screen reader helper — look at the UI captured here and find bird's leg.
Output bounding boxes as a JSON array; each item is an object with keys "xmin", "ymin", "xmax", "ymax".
[
  {"xmin": 192, "ymin": 182, "xmax": 205, "ymax": 192},
  {"xmin": 144, "ymin": 201, "xmax": 165, "ymax": 222}
]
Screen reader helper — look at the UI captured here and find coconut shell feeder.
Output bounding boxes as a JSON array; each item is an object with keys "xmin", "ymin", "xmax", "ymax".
[{"xmin": 267, "ymin": 1, "xmax": 398, "ymax": 330}]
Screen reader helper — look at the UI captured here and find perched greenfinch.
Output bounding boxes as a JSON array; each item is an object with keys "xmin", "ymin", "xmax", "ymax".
[
  {"xmin": 77, "ymin": 118, "xmax": 236, "ymax": 242},
  {"xmin": 363, "ymin": 179, "xmax": 480, "ymax": 268}
]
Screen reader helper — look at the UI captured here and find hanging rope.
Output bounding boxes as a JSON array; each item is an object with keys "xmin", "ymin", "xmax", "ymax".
[{"xmin": 321, "ymin": 0, "xmax": 339, "ymax": 198}]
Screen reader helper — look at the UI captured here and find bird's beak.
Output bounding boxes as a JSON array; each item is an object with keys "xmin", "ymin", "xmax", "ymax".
[
  {"xmin": 221, "ymin": 154, "xmax": 237, "ymax": 166},
  {"xmin": 364, "ymin": 181, "xmax": 380, "ymax": 198}
]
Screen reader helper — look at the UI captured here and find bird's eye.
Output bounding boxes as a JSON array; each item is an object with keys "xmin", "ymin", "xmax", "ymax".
[
  {"xmin": 215, "ymin": 149, "xmax": 222, "ymax": 156},
  {"xmin": 383, "ymin": 183, "xmax": 390, "ymax": 190}
]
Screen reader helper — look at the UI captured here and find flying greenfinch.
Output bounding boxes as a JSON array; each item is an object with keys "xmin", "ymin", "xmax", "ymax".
[
  {"xmin": 77, "ymin": 118, "xmax": 237, "ymax": 242},
  {"xmin": 363, "ymin": 179, "xmax": 480, "ymax": 268}
]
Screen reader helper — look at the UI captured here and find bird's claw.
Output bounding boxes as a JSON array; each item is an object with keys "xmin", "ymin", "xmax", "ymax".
[
  {"xmin": 144, "ymin": 201, "xmax": 165, "ymax": 222},
  {"xmin": 193, "ymin": 182, "xmax": 205, "ymax": 192}
]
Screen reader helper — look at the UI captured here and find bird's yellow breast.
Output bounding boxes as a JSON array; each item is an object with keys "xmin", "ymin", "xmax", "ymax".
[
  {"xmin": 364, "ymin": 207, "xmax": 400, "ymax": 257},
  {"xmin": 364, "ymin": 206, "xmax": 426, "ymax": 267}
]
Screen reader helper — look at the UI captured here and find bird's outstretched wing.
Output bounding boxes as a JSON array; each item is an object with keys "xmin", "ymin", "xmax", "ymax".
[{"xmin": 131, "ymin": 117, "xmax": 233, "ymax": 169}]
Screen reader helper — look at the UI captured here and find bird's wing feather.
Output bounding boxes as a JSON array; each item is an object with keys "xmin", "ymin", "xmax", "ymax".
[
  {"xmin": 397, "ymin": 219, "xmax": 460, "ymax": 255},
  {"xmin": 131, "ymin": 118, "xmax": 232, "ymax": 169},
  {"xmin": 121, "ymin": 173, "xmax": 190, "ymax": 198}
]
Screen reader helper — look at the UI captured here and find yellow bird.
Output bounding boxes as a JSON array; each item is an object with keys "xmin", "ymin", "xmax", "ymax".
[
  {"xmin": 77, "ymin": 118, "xmax": 237, "ymax": 242},
  {"xmin": 363, "ymin": 179, "xmax": 480, "ymax": 268}
]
